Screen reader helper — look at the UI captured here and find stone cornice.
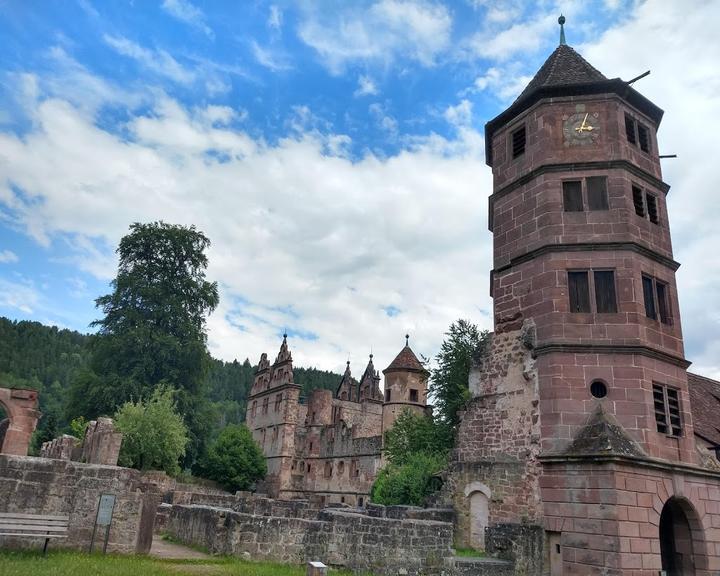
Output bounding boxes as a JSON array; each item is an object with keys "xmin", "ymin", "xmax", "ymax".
[
  {"xmin": 539, "ymin": 453, "xmax": 720, "ymax": 481},
  {"xmin": 533, "ymin": 343, "xmax": 691, "ymax": 369},
  {"xmin": 489, "ymin": 160, "xmax": 670, "ymax": 231},
  {"xmin": 248, "ymin": 382, "xmax": 302, "ymax": 401},
  {"xmin": 493, "ymin": 241, "xmax": 680, "ymax": 274}
]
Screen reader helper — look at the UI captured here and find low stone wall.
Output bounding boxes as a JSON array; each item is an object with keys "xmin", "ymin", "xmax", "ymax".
[
  {"xmin": 0, "ymin": 454, "xmax": 161, "ymax": 554},
  {"xmin": 41, "ymin": 418, "xmax": 122, "ymax": 466},
  {"xmin": 166, "ymin": 503, "xmax": 454, "ymax": 575}
]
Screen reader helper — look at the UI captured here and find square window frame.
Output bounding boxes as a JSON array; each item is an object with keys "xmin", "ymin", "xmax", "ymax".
[{"xmin": 567, "ymin": 268, "xmax": 619, "ymax": 314}]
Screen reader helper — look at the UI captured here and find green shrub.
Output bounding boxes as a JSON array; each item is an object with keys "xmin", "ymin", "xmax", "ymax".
[
  {"xmin": 370, "ymin": 452, "xmax": 446, "ymax": 506},
  {"xmin": 114, "ymin": 386, "xmax": 188, "ymax": 476},
  {"xmin": 199, "ymin": 424, "xmax": 266, "ymax": 492}
]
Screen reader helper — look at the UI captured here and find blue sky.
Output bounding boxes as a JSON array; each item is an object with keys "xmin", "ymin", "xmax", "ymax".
[{"xmin": 1, "ymin": 0, "xmax": 720, "ymax": 377}]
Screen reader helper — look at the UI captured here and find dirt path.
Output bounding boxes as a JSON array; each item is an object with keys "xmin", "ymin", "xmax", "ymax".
[{"xmin": 149, "ymin": 535, "xmax": 211, "ymax": 560}]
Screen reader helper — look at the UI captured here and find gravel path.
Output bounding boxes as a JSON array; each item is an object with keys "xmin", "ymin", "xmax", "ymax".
[{"xmin": 149, "ymin": 535, "xmax": 211, "ymax": 560}]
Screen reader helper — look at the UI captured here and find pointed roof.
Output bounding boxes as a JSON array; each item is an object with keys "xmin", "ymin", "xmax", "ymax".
[
  {"xmin": 383, "ymin": 337, "xmax": 428, "ymax": 374},
  {"xmin": 360, "ymin": 354, "xmax": 378, "ymax": 382},
  {"xmin": 514, "ymin": 44, "xmax": 606, "ymax": 103},
  {"xmin": 564, "ymin": 407, "xmax": 645, "ymax": 458},
  {"xmin": 274, "ymin": 334, "xmax": 292, "ymax": 365},
  {"xmin": 688, "ymin": 372, "xmax": 720, "ymax": 446}
]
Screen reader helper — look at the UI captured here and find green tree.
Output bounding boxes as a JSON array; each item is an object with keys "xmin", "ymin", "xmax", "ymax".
[
  {"xmin": 429, "ymin": 320, "xmax": 490, "ymax": 429},
  {"xmin": 383, "ymin": 409, "xmax": 452, "ymax": 466},
  {"xmin": 114, "ymin": 386, "xmax": 189, "ymax": 476},
  {"xmin": 370, "ymin": 452, "xmax": 446, "ymax": 506},
  {"xmin": 67, "ymin": 221, "xmax": 219, "ymax": 465},
  {"xmin": 199, "ymin": 424, "xmax": 266, "ymax": 492}
]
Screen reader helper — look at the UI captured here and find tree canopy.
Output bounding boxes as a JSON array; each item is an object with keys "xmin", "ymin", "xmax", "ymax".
[{"xmin": 198, "ymin": 424, "xmax": 266, "ymax": 492}]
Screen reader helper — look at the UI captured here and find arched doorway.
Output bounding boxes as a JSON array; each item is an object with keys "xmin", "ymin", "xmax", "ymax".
[
  {"xmin": 659, "ymin": 497, "xmax": 706, "ymax": 576},
  {"xmin": 464, "ymin": 482, "xmax": 491, "ymax": 551}
]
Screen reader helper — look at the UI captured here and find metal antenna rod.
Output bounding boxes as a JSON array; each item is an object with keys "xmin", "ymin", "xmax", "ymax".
[{"xmin": 627, "ymin": 70, "xmax": 651, "ymax": 85}]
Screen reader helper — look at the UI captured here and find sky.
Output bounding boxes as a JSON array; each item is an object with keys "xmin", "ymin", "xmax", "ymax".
[{"xmin": 1, "ymin": 0, "xmax": 720, "ymax": 379}]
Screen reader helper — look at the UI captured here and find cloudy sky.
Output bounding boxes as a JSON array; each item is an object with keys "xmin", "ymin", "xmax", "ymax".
[{"xmin": 1, "ymin": 0, "xmax": 719, "ymax": 378}]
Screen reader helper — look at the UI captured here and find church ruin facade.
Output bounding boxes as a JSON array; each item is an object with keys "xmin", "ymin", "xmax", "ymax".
[{"xmin": 245, "ymin": 335, "xmax": 429, "ymax": 505}]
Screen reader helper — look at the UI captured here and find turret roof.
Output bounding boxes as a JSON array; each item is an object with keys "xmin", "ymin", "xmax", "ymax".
[{"xmin": 384, "ymin": 343, "xmax": 427, "ymax": 374}]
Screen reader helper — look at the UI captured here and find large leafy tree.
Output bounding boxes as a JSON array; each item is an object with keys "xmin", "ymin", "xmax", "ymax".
[
  {"xmin": 199, "ymin": 424, "xmax": 266, "ymax": 492},
  {"xmin": 66, "ymin": 221, "xmax": 219, "ymax": 464},
  {"xmin": 383, "ymin": 409, "xmax": 453, "ymax": 466},
  {"xmin": 429, "ymin": 319, "xmax": 490, "ymax": 430}
]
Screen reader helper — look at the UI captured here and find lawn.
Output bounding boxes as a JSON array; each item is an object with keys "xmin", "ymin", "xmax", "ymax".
[{"xmin": 0, "ymin": 550, "xmax": 356, "ymax": 576}]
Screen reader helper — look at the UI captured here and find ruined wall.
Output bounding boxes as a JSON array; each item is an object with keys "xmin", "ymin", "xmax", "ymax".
[
  {"xmin": 41, "ymin": 418, "xmax": 123, "ymax": 466},
  {"xmin": 167, "ymin": 502, "xmax": 454, "ymax": 575},
  {"xmin": 0, "ymin": 454, "xmax": 161, "ymax": 554},
  {"xmin": 0, "ymin": 387, "xmax": 40, "ymax": 456},
  {"xmin": 444, "ymin": 322, "xmax": 543, "ymax": 550},
  {"xmin": 40, "ymin": 434, "xmax": 81, "ymax": 461}
]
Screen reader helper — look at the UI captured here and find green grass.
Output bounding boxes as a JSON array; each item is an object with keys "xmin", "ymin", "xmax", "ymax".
[
  {"xmin": 453, "ymin": 547, "xmax": 486, "ymax": 558},
  {"xmin": 0, "ymin": 550, "xmax": 356, "ymax": 576}
]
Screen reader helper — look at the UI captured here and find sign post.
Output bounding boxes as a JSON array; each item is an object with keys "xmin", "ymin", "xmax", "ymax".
[{"xmin": 89, "ymin": 494, "xmax": 116, "ymax": 554}]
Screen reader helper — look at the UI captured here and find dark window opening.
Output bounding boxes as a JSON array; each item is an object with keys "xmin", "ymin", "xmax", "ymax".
[
  {"xmin": 307, "ymin": 464, "xmax": 311, "ymax": 473},
  {"xmin": 632, "ymin": 185, "xmax": 645, "ymax": 217},
  {"xmin": 409, "ymin": 389, "xmax": 418, "ymax": 403},
  {"xmin": 309, "ymin": 442, "xmax": 313, "ymax": 451},
  {"xmin": 656, "ymin": 281, "xmax": 671, "ymax": 325},
  {"xmin": 637, "ymin": 123, "xmax": 650, "ymax": 152},
  {"xmin": 625, "ymin": 114, "xmax": 636, "ymax": 144},
  {"xmin": 646, "ymin": 194, "xmax": 659, "ymax": 224},
  {"xmin": 385, "ymin": 389, "xmax": 391, "ymax": 402},
  {"xmin": 341, "ymin": 497, "xmax": 345, "ymax": 503},
  {"xmin": 568, "ymin": 271, "xmax": 591, "ymax": 313},
  {"xmin": 358, "ymin": 497, "xmax": 364, "ymax": 507},
  {"xmin": 562, "ymin": 181, "xmax": 583, "ymax": 212},
  {"xmin": 643, "ymin": 275, "xmax": 657, "ymax": 320},
  {"xmin": 590, "ymin": 381, "xmax": 608, "ymax": 399},
  {"xmin": 587, "ymin": 176, "xmax": 609, "ymax": 211},
  {"xmin": 511, "ymin": 126, "xmax": 526, "ymax": 159},
  {"xmin": 594, "ymin": 271, "xmax": 617, "ymax": 313},
  {"xmin": 653, "ymin": 384, "xmax": 682, "ymax": 437}
]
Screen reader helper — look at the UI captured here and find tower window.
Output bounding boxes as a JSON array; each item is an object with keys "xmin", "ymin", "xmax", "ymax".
[
  {"xmin": 586, "ymin": 177, "xmax": 609, "ymax": 210},
  {"xmin": 568, "ymin": 270, "xmax": 617, "ymax": 314},
  {"xmin": 511, "ymin": 126, "xmax": 526, "ymax": 159},
  {"xmin": 562, "ymin": 181, "xmax": 583, "ymax": 212},
  {"xmin": 642, "ymin": 274, "xmax": 672, "ymax": 325},
  {"xmin": 409, "ymin": 389, "xmax": 418, "ymax": 403},
  {"xmin": 653, "ymin": 383, "xmax": 682, "ymax": 436},
  {"xmin": 625, "ymin": 113, "xmax": 652, "ymax": 153},
  {"xmin": 274, "ymin": 394, "xmax": 282, "ymax": 412},
  {"xmin": 631, "ymin": 184, "xmax": 660, "ymax": 225},
  {"xmin": 562, "ymin": 177, "xmax": 608, "ymax": 212},
  {"xmin": 385, "ymin": 389, "xmax": 391, "ymax": 402},
  {"xmin": 594, "ymin": 271, "xmax": 618, "ymax": 313}
]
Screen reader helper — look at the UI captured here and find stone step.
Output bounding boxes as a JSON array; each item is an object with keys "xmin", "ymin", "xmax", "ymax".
[{"xmin": 453, "ymin": 556, "xmax": 515, "ymax": 576}]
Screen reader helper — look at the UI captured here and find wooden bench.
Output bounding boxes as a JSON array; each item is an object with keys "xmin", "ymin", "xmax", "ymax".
[{"xmin": 0, "ymin": 512, "xmax": 69, "ymax": 554}]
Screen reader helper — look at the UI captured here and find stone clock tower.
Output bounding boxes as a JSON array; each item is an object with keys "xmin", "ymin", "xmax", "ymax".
[{"xmin": 446, "ymin": 18, "xmax": 720, "ymax": 576}]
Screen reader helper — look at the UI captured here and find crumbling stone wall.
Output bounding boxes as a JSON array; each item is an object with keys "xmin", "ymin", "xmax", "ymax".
[
  {"xmin": 0, "ymin": 387, "xmax": 40, "ymax": 456},
  {"xmin": 442, "ymin": 322, "xmax": 543, "ymax": 551},
  {"xmin": 41, "ymin": 417, "xmax": 123, "ymax": 466},
  {"xmin": 166, "ymin": 502, "xmax": 454, "ymax": 575},
  {"xmin": 0, "ymin": 454, "xmax": 161, "ymax": 553}
]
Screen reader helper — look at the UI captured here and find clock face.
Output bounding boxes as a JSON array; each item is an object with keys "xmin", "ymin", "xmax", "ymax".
[{"xmin": 562, "ymin": 111, "xmax": 600, "ymax": 146}]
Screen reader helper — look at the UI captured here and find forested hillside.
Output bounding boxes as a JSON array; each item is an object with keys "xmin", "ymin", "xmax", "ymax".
[{"xmin": 0, "ymin": 317, "xmax": 340, "ymax": 433}]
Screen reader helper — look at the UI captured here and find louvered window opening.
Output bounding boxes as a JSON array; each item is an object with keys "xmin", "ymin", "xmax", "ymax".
[
  {"xmin": 653, "ymin": 384, "xmax": 682, "ymax": 437},
  {"xmin": 643, "ymin": 274, "xmax": 672, "ymax": 325},
  {"xmin": 625, "ymin": 113, "xmax": 651, "ymax": 153},
  {"xmin": 631, "ymin": 184, "xmax": 660, "ymax": 225},
  {"xmin": 511, "ymin": 126, "xmax": 526, "ymax": 158}
]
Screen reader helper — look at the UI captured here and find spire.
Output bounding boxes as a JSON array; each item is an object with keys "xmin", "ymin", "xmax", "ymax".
[
  {"xmin": 275, "ymin": 333, "xmax": 292, "ymax": 364},
  {"xmin": 405, "ymin": 334, "xmax": 409, "ymax": 346},
  {"xmin": 558, "ymin": 14, "xmax": 566, "ymax": 45},
  {"xmin": 384, "ymin": 336, "xmax": 428, "ymax": 374}
]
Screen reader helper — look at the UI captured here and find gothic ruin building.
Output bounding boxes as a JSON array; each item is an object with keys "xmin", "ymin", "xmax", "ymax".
[
  {"xmin": 245, "ymin": 334, "xmax": 429, "ymax": 505},
  {"xmin": 440, "ymin": 19, "xmax": 720, "ymax": 576}
]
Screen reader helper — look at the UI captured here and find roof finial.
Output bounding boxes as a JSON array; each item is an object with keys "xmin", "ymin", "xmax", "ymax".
[
  {"xmin": 558, "ymin": 14, "xmax": 566, "ymax": 45},
  {"xmin": 405, "ymin": 334, "xmax": 409, "ymax": 346}
]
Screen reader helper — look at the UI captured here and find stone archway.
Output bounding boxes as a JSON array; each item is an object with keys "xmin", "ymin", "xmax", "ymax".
[
  {"xmin": 659, "ymin": 497, "xmax": 708, "ymax": 576},
  {"xmin": 464, "ymin": 481, "xmax": 491, "ymax": 551},
  {"xmin": 0, "ymin": 387, "xmax": 40, "ymax": 456}
]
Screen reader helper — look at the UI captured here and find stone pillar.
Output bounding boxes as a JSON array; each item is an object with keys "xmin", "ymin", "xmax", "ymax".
[{"xmin": 0, "ymin": 388, "xmax": 40, "ymax": 456}]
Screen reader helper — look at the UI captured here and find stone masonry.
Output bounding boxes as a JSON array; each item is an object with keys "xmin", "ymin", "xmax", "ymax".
[
  {"xmin": 41, "ymin": 417, "xmax": 123, "ymax": 466},
  {"xmin": 0, "ymin": 387, "xmax": 40, "ymax": 456}
]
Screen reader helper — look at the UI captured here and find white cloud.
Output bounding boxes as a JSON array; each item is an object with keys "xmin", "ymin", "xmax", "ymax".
[
  {"xmin": 0, "ymin": 250, "xmax": 18, "ymax": 263},
  {"xmin": 251, "ymin": 41, "xmax": 293, "ymax": 72},
  {"xmin": 369, "ymin": 103, "xmax": 399, "ymax": 134},
  {"xmin": 443, "ymin": 99, "xmax": 472, "ymax": 127},
  {"xmin": 161, "ymin": 0, "xmax": 214, "ymax": 39},
  {"xmin": 0, "ymin": 278, "xmax": 40, "ymax": 314},
  {"xmin": 103, "ymin": 34, "xmax": 195, "ymax": 84},
  {"xmin": 0, "ymin": 89, "xmax": 490, "ymax": 373},
  {"xmin": 268, "ymin": 5, "xmax": 283, "ymax": 30},
  {"xmin": 354, "ymin": 75, "xmax": 379, "ymax": 97},
  {"xmin": 298, "ymin": 0, "xmax": 452, "ymax": 73}
]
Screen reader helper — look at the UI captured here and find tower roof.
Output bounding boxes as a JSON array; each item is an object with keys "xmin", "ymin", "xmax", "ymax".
[
  {"xmin": 383, "ymin": 337, "xmax": 428, "ymax": 374},
  {"xmin": 513, "ymin": 44, "xmax": 607, "ymax": 103},
  {"xmin": 484, "ymin": 19, "xmax": 664, "ymax": 166}
]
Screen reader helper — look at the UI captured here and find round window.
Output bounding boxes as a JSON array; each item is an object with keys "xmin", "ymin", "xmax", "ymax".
[{"xmin": 590, "ymin": 380, "xmax": 608, "ymax": 399}]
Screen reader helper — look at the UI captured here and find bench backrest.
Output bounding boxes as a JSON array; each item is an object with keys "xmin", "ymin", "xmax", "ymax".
[{"xmin": 0, "ymin": 512, "xmax": 69, "ymax": 537}]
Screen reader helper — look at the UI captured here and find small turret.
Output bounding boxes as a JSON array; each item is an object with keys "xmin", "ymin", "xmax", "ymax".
[
  {"xmin": 359, "ymin": 354, "xmax": 383, "ymax": 402},
  {"xmin": 381, "ymin": 335, "xmax": 429, "ymax": 434}
]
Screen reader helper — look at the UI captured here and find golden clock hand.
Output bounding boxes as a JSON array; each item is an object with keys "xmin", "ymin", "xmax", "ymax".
[{"xmin": 581, "ymin": 113, "xmax": 588, "ymax": 130}]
